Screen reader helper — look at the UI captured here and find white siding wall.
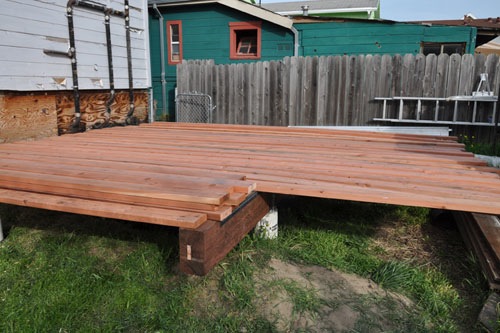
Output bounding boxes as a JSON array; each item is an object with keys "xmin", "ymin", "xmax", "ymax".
[{"xmin": 0, "ymin": 0, "xmax": 150, "ymax": 91}]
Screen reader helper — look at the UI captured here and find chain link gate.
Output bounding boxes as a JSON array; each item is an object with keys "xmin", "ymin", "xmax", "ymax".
[{"xmin": 175, "ymin": 93, "xmax": 214, "ymax": 123}]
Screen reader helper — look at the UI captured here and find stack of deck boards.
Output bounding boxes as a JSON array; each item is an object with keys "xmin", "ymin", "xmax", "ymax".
[
  {"xmin": 0, "ymin": 122, "xmax": 499, "ymax": 230},
  {"xmin": 454, "ymin": 212, "xmax": 500, "ymax": 290},
  {"xmin": 0, "ymin": 130, "xmax": 256, "ymax": 229},
  {"xmin": 142, "ymin": 122, "xmax": 500, "ymax": 214}
]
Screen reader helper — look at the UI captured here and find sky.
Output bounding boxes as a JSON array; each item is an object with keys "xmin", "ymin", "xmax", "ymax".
[{"xmin": 260, "ymin": 0, "xmax": 500, "ymax": 22}]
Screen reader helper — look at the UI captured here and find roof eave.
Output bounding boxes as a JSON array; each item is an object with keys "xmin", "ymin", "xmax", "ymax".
[
  {"xmin": 219, "ymin": 0, "xmax": 293, "ymax": 29},
  {"xmin": 150, "ymin": 0, "xmax": 293, "ymax": 30}
]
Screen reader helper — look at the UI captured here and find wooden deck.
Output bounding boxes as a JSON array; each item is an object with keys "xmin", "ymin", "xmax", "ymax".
[
  {"xmin": 1, "ymin": 122, "xmax": 499, "ymax": 274},
  {"xmin": 1, "ymin": 122, "xmax": 499, "ymax": 220}
]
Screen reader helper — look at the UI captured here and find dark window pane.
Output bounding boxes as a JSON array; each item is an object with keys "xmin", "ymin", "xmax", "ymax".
[
  {"xmin": 443, "ymin": 43, "xmax": 464, "ymax": 55},
  {"xmin": 171, "ymin": 25, "xmax": 179, "ymax": 42},
  {"xmin": 422, "ymin": 42, "xmax": 465, "ymax": 55},
  {"xmin": 237, "ymin": 34, "xmax": 257, "ymax": 55}
]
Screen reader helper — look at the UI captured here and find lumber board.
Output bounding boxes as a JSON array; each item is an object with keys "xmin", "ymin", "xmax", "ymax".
[
  {"xmin": 3, "ymin": 138, "xmax": 493, "ymax": 175},
  {"xmin": 49, "ymin": 138, "xmax": 480, "ymax": 166},
  {"xmin": 454, "ymin": 212, "xmax": 500, "ymax": 288},
  {"xmin": 0, "ymin": 158, "xmax": 255, "ymax": 195},
  {"xmin": 116, "ymin": 127, "xmax": 462, "ymax": 148},
  {"xmin": 256, "ymin": 180, "xmax": 500, "ymax": 215},
  {"xmin": 57, "ymin": 128, "xmax": 469, "ymax": 159},
  {"xmin": 0, "ymin": 151, "xmax": 250, "ymax": 184},
  {"xmin": 66, "ymin": 128, "xmax": 485, "ymax": 167},
  {"xmin": 0, "ymin": 147, "xmax": 496, "ymax": 182},
  {"xmin": 0, "ymin": 178, "xmax": 234, "ymax": 221},
  {"xmin": 472, "ymin": 214, "xmax": 500, "ymax": 264},
  {"xmin": 0, "ymin": 122, "xmax": 500, "ymax": 222},
  {"xmin": 144, "ymin": 122, "xmax": 460, "ymax": 142},
  {"xmin": 0, "ymin": 169, "xmax": 232, "ymax": 205},
  {"xmin": 3, "ymin": 146, "xmax": 496, "ymax": 196},
  {"xmin": 0, "ymin": 189, "xmax": 206, "ymax": 228}
]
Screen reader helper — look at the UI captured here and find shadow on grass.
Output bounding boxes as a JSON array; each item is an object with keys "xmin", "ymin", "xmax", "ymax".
[
  {"xmin": 0, "ymin": 203, "xmax": 179, "ymax": 266},
  {"xmin": 419, "ymin": 211, "xmax": 490, "ymax": 330},
  {"xmin": 276, "ymin": 194, "xmax": 398, "ymax": 235}
]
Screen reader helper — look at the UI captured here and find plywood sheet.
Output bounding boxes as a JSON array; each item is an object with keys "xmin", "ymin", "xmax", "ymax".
[{"xmin": 0, "ymin": 93, "xmax": 58, "ymax": 143}]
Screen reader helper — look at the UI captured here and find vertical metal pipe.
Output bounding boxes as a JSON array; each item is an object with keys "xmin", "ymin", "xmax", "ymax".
[
  {"xmin": 493, "ymin": 91, "xmax": 500, "ymax": 152},
  {"xmin": 153, "ymin": 4, "xmax": 167, "ymax": 120},
  {"xmin": 66, "ymin": 0, "xmax": 126, "ymax": 130},
  {"xmin": 124, "ymin": 0, "xmax": 135, "ymax": 122},
  {"xmin": 104, "ymin": 10, "xmax": 115, "ymax": 123},
  {"xmin": 291, "ymin": 26, "xmax": 300, "ymax": 57},
  {"xmin": 67, "ymin": 0, "xmax": 82, "ymax": 132}
]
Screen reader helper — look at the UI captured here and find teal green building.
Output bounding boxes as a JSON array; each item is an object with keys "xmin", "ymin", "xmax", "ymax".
[
  {"xmin": 149, "ymin": 0, "xmax": 295, "ymax": 120},
  {"xmin": 148, "ymin": 0, "xmax": 477, "ymax": 121},
  {"xmin": 294, "ymin": 17, "xmax": 477, "ymax": 56}
]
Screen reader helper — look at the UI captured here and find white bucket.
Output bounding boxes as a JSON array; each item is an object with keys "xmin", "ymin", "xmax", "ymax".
[{"xmin": 255, "ymin": 208, "xmax": 278, "ymax": 239}]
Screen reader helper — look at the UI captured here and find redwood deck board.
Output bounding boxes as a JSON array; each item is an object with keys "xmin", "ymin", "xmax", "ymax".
[
  {"xmin": 0, "ymin": 189, "xmax": 206, "ymax": 228},
  {"xmin": 0, "ymin": 122, "xmax": 499, "ymax": 226},
  {"xmin": 472, "ymin": 214, "xmax": 500, "ymax": 264}
]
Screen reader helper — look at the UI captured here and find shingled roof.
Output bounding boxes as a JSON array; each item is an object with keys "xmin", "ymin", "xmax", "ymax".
[{"xmin": 148, "ymin": 0, "xmax": 293, "ymax": 29}]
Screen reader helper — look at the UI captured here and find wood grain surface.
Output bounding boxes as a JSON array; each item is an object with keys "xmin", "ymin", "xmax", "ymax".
[{"xmin": 0, "ymin": 122, "xmax": 499, "ymax": 229}]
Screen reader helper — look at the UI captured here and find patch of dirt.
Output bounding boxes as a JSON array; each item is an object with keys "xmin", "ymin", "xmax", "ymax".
[{"xmin": 254, "ymin": 258, "xmax": 415, "ymax": 332}]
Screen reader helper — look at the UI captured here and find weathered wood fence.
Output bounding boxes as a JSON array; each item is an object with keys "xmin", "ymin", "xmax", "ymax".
[{"xmin": 177, "ymin": 54, "xmax": 500, "ymax": 139}]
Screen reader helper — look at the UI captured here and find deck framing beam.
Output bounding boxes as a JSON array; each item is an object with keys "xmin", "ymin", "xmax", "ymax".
[{"xmin": 179, "ymin": 193, "xmax": 270, "ymax": 275}]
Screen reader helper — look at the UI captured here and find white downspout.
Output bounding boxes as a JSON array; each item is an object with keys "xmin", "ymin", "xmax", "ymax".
[
  {"xmin": 291, "ymin": 26, "xmax": 300, "ymax": 56},
  {"xmin": 153, "ymin": 4, "xmax": 168, "ymax": 120}
]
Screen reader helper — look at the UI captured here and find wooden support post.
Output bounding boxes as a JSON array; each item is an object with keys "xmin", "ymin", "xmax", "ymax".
[{"xmin": 179, "ymin": 193, "xmax": 270, "ymax": 276}]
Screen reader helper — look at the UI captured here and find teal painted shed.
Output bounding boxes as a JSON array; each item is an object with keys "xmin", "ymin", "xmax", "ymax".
[
  {"xmin": 147, "ymin": 1, "xmax": 478, "ymax": 121},
  {"xmin": 148, "ymin": 0, "xmax": 295, "ymax": 120},
  {"xmin": 293, "ymin": 17, "xmax": 477, "ymax": 57}
]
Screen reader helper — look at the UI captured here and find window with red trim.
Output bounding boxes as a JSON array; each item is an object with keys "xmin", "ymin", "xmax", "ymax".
[
  {"xmin": 229, "ymin": 21, "xmax": 261, "ymax": 60},
  {"xmin": 167, "ymin": 20, "xmax": 183, "ymax": 65}
]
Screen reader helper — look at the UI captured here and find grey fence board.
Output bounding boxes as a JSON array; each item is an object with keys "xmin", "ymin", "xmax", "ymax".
[{"xmin": 177, "ymin": 54, "xmax": 500, "ymax": 140}]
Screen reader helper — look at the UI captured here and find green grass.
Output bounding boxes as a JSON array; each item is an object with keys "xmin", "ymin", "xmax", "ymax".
[
  {"xmin": 268, "ymin": 278, "xmax": 321, "ymax": 316},
  {"xmin": 0, "ymin": 198, "xmax": 488, "ymax": 332},
  {"xmin": 266, "ymin": 197, "xmax": 483, "ymax": 332}
]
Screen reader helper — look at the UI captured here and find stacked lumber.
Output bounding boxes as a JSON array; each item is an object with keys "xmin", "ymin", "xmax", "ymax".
[
  {"xmin": 145, "ymin": 122, "xmax": 499, "ymax": 214},
  {"xmin": 0, "ymin": 121, "xmax": 499, "ymax": 228},
  {"xmin": 453, "ymin": 212, "xmax": 500, "ymax": 290},
  {"xmin": 0, "ymin": 130, "xmax": 256, "ymax": 228}
]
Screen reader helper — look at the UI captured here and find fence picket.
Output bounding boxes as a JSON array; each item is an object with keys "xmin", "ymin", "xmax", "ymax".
[{"xmin": 178, "ymin": 55, "xmax": 500, "ymax": 141}]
